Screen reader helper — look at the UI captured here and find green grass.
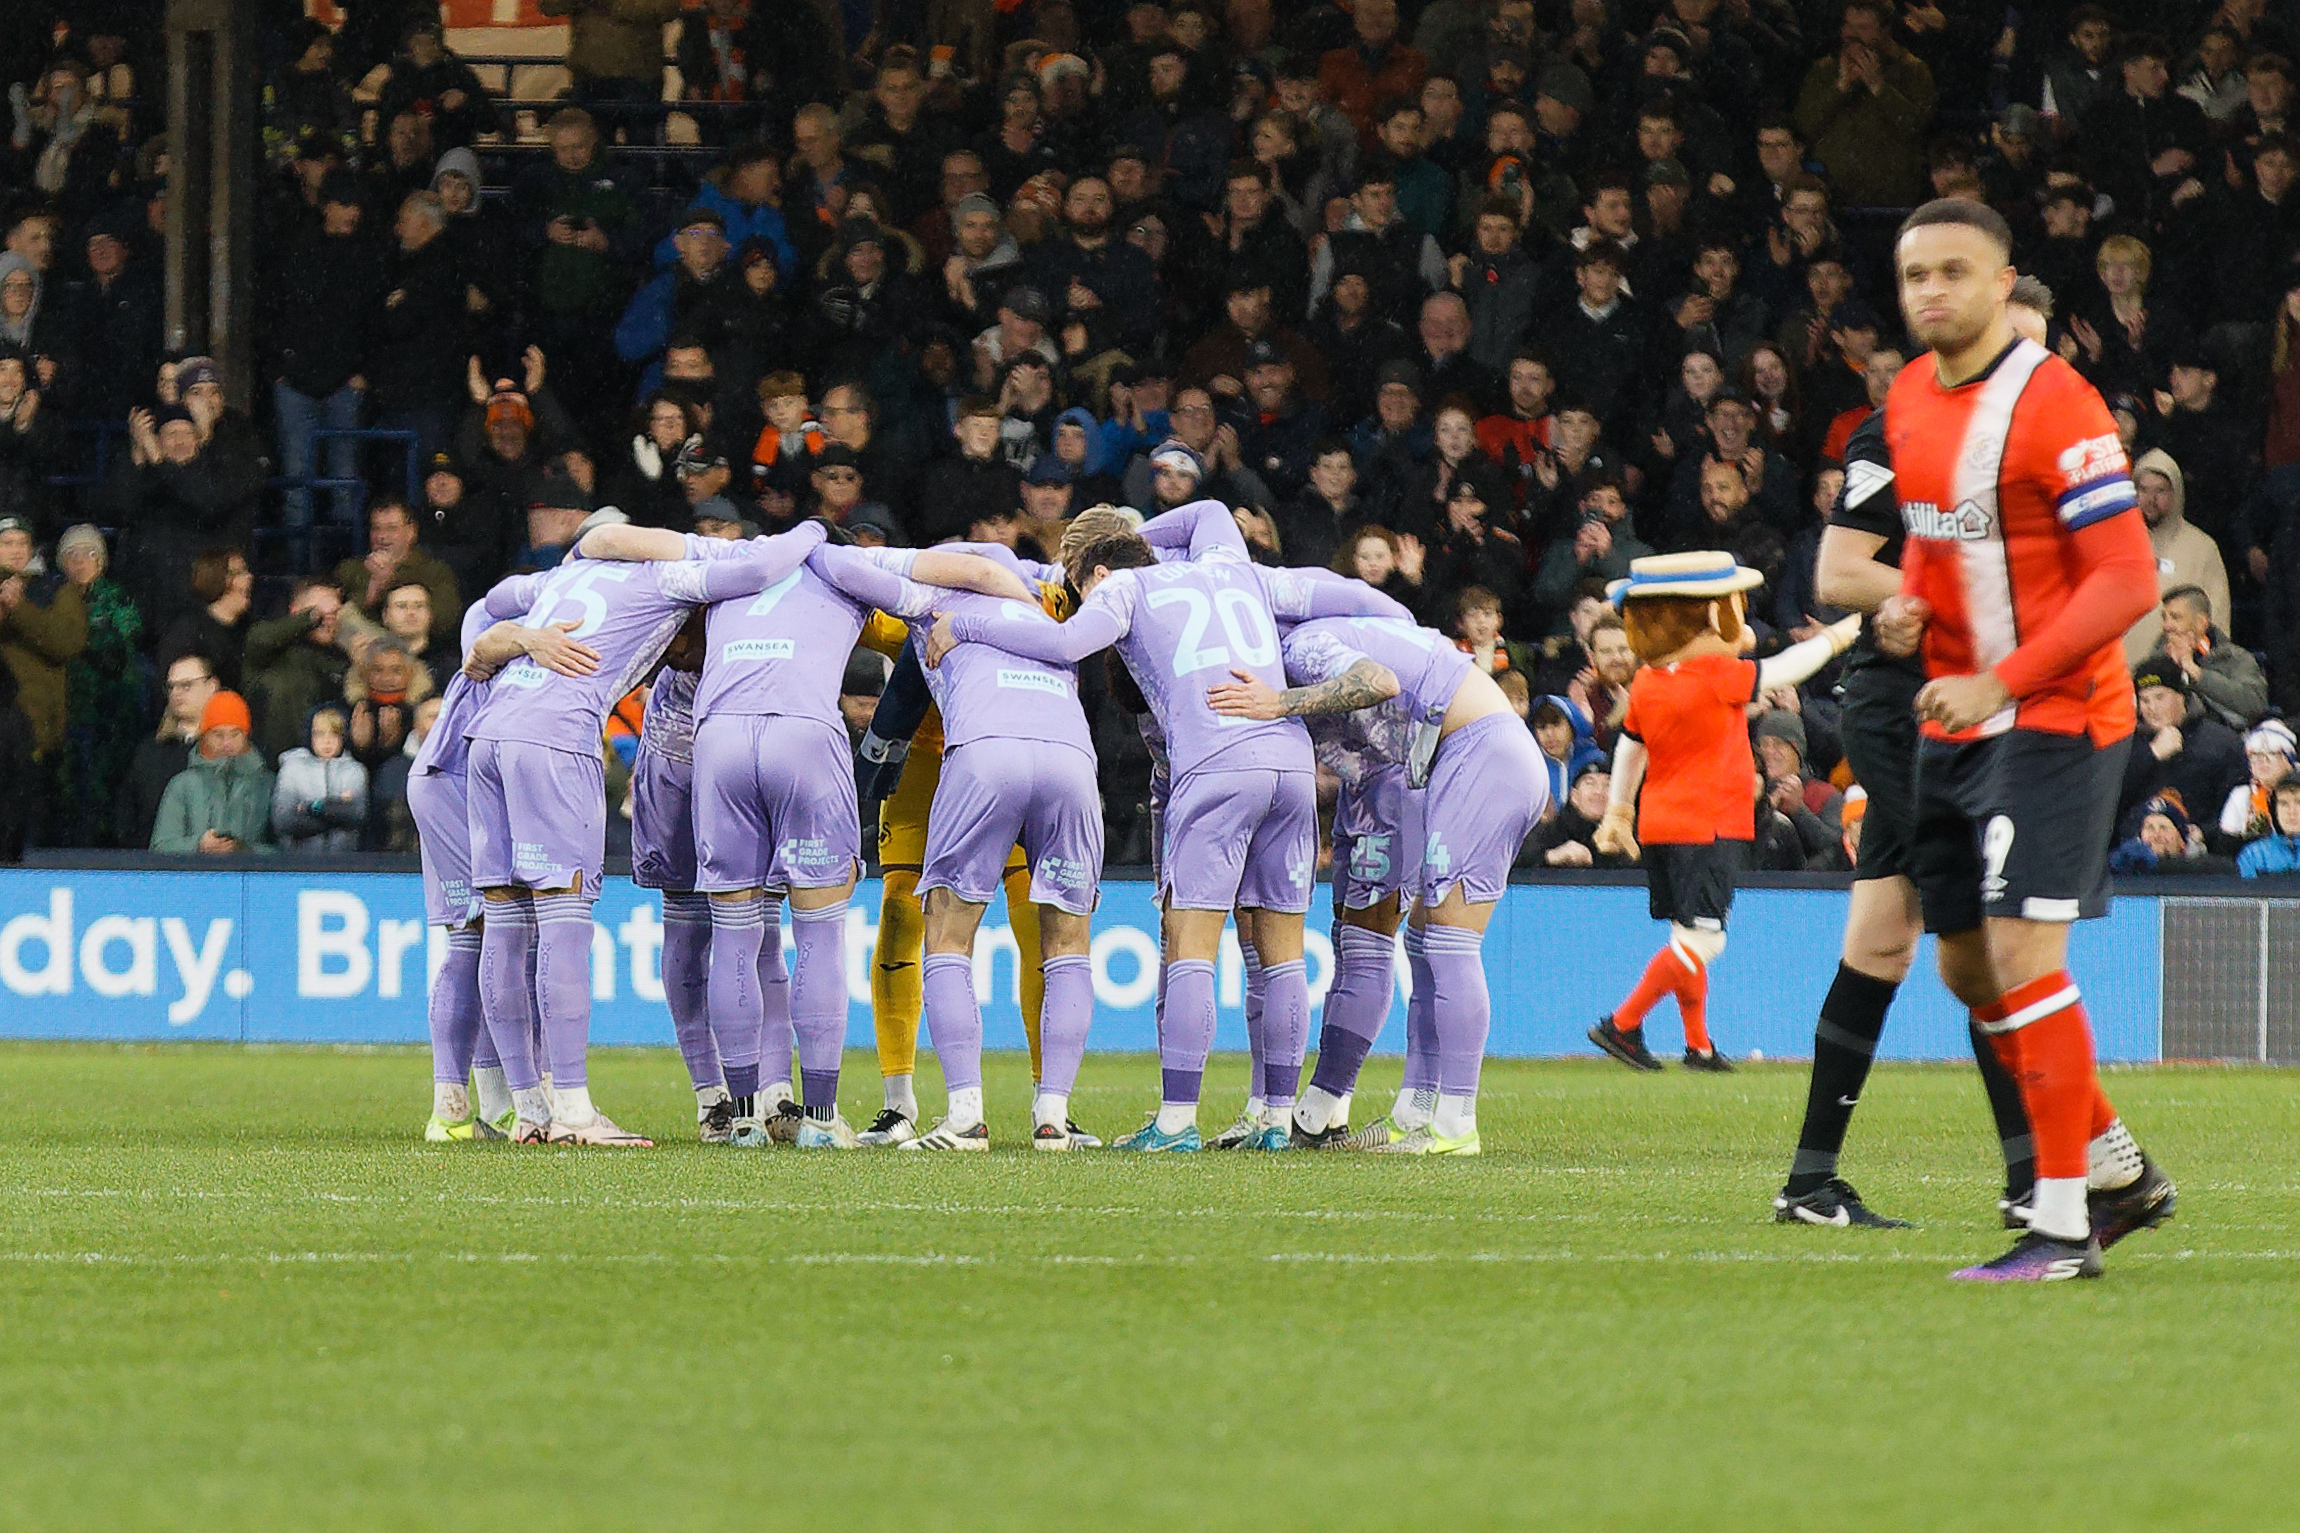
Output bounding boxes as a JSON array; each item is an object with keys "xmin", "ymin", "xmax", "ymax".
[{"xmin": 1, "ymin": 1044, "xmax": 2295, "ymax": 1530}]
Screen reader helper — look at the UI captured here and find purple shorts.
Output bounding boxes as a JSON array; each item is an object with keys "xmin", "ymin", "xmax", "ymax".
[
  {"xmin": 1334, "ymin": 764, "xmax": 1420, "ymax": 911},
  {"xmin": 922, "ymin": 739, "xmax": 1104, "ymax": 915},
  {"xmin": 407, "ymin": 766, "xmax": 476, "ymax": 928},
  {"xmin": 1162, "ymin": 767, "xmax": 1316, "ymax": 914},
  {"xmin": 692, "ymin": 713, "xmax": 859, "ymax": 892},
  {"xmin": 1417, "ymin": 713, "xmax": 1549, "ymax": 908},
  {"xmin": 466, "ymin": 737, "xmax": 606, "ymax": 896},
  {"xmin": 628, "ymin": 747, "xmax": 697, "ymax": 892}
]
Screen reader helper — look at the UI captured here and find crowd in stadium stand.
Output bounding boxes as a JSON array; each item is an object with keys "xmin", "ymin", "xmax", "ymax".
[{"xmin": 2, "ymin": 0, "xmax": 2299, "ymax": 878}]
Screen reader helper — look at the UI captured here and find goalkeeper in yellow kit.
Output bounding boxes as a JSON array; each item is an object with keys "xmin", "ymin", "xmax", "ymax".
[{"xmin": 852, "ymin": 569, "xmax": 1101, "ymax": 1147}]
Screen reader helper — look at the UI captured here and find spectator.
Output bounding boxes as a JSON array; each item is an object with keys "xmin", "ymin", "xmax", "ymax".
[
  {"xmin": 1180, "ymin": 273, "xmax": 1329, "ymax": 404},
  {"xmin": 1529, "ymin": 692, "xmax": 1603, "ymax": 803},
  {"xmin": 846, "ymin": 47, "xmax": 964, "ymax": 226},
  {"xmin": 1318, "ymin": 0, "xmax": 1428, "ymax": 148},
  {"xmin": 612, "ymin": 393, "xmax": 707, "ymax": 528},
  {"xmin": 0, "ymin": 512, "xmax": 86, "ymax": 785},
  {"xmin": 366, "ymin": 191, "xmax": 467, "ymax": 464},
  {"xmin": 1029, "ymin": 174, "xmax": 1163, "ymax": 356},
  {"xmin": 343, "ymin": 637, "xmax": 434, "ymax": 773},
  {"xmin": 410, "ymin": 452, "xmax": 508, "ymax": 597},
  {"xmin": 330, "ymin": 498, "xmax": 462, "ymax": 648},
  {"xmin": 270, "ymin": 703, "xmax": 369, "ymax": 853},
  {"xmin": 374, "ymin": 20, "xmax": 501, "ymax": 153},
  {"xmin": 2122, "ymin": 450, "xmax": 2228, "ymax": 662},
  {"xmin": 2041, "ymin": 6, "xmax": 2116, "ymax": 129},
  {"xmin": 54, "ymin": 526, "xmax": 141, "ymax": 847},
  {"xmin": 1411, "ymin": 291, "xmax": 1500, "ymax": 414},
  {"xmin": 1568, "ymin": 610, "xmax": 1637, "ymax": 748},
  {"xmin": 1754, "ymin": 768, "xmax": 1835, "ymax": 871},
  {"xmin": 2110, "ymin": 794, "xmax": 2237, "ymax": 877},
  {"xmin": 2218, "ymin": 720, "xmax": 2300, "ymax": 850},
  {"xmin": 918, "ymin": 396, "xmax": 1021, "ymax": 544},
  {"xmin": 0, "ymin": 343, "xmax": 60, "ymax": 539},
  {"xmin": 267, "ymin": 169, "xmax": 385, "ymax": 539},
  {"xmin": 150, "ymin": 691, "xmax": 275, "ymax": 856},
  {"xmin": 369, "ymin": 692, "xmax": 440, "ymax": 853},
  {"xmin": 124, "ymin": 650, "xmax": 217, "ymax": 850},
  {"xmin": 431, "ymin": 147, "xmax": 519, "ymax": 320},
  {"xmin": 245, "ymin": 577, "xmax": 351, "ymax": 763},
  {"xmin": 1536, "ymin": 240, "xmax": 1647, "ymax": 432},
  {"xmin": 1527, "ymin": 760, "xmax": 1632, "ymax": 868},
  {"xmin": 2156, "ymin": 584, "xmax": 2268, "ymax": 730},
  {"xmin": 1532, "ymin": 470, "xmax": 1653, "ymax": 621},
  {"xmin": 377, "ymin": 579, "xmax": 457, "ymax": 695},
  {"xmin": 60, "ymin": 207, "xmax": 160, "ymax": 422},
  {"xmin": 156, "ymin": 547, "xmax": 253, "ymax": 693},
  {"xmin": 1424, "ymin": 470, "xmax": 1524, "ymax": 609},
  {"xmin": 1335, "ymin": 522, "xmax": 1432, "ymax": 622},
  {"xmin": 1793, "ymin": 0, "xmax": 1935, "ymax": 207},
  {"xmin": 508, "ymin": 110, "xmax": 640, "ymax": 418},
  {"xmin": 1274, "ymin": 437, "xmax": 1362, "ymax": 570},
  {"xmin": 1754, "ymin": 708, "xmax": 1842, "ymax": 821},
  {"xmin": 2078, "ymin": 35, "xmax": 2209, "ymax": 233},
  {"xmin": 617, "ymin": 204, "xmax": 736, "ymax": 398},
  {"xmin": 537, "ymin": 0, "xmax": 681, "ymax": 110},
  {"xmin": 1310, "ymin": 157, "xmax": 1447, "ymax": 319},
  {"xmin": 2236, "ymin": 778, "xmax": 2300, "ymax": 876},
  {"xmin": 100, "ymin": 402, "xmax": 262, "ymax": 644},
  {"xmin": 1451, "ymin": 583, "xmax": 1532, "ymax": 676},
  {"xmin": 1477, "ymin": 349, "xmax": 1554, "ymax": 509},
  {"xmin": 455, "ymin": 348, "xmax": 580, "ymax": 550}
]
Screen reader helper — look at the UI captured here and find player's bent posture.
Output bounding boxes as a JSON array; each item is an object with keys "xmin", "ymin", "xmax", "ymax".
[
  {"xmin": 891, "ymin": 544, "xmax": 1104, "ymax": 1150},
  {"xmin": 463, "ymin": 515, "xmax": 830, "ymax": 1145},
  {"xmin": 1209, "ymin": 612, "xmax": 1548, "ymax": 1154},
  {"xmin": 626, "ymin": 620, "xmax": 785, "ymax": 1143},
  {"xmin": 1588, "ymin": 556, "xmax": 1859, "ymax": 1072},
  {"xmin": 1879, "ymin": 200, "xmax": 2175, "ymax": 1280},
  {"xmin": 407, "ymin": 585, "xmax": 597, "ymax": 1139},
  {"xmin": 928, "ymin": 512, "xmax": 1315, "ymax": 1153},
  {"xmin": 681, "ymin": 531, "xmax": 1037, "ymax": 1148}
]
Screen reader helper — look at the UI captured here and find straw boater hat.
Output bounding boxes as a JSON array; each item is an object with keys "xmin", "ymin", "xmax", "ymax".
[{"xmin": 1607, "ymin": 551, "xmax": 1766, "ymax": 606}]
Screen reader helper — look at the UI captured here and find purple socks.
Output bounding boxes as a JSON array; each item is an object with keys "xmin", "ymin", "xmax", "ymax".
[
  {"xmin": 1258, "ymin": 957, "xmax": 1308, "ymax": 1107},
  {"xmin": 1161, "ymin": 958, "xmax": 1217, "ymax": 1105},
  {"xmin": 705, "ymin": 894, "xmax": 766, "ymax": 1097},
  {"xmin": 1400, "ymin": 923, "xmax": 1439, "ymax": 1095},
  {"xmin": 478, "ymin": 893, "xmax": 539, "ymax": 1092},
  {"xmin": 922, "ymin": 951, "xmax": 983, "ymax": 1093},
  {"xmin": 790, "ymin": 898, "xmax": 848, "ymax": 1115},
  {"xmin": 532, "ymin": 890, "xmax": 595, "ymax": 1089},
  {"xmin": 660, "ymin": 892, "xmax": 720, "ymax": 1092},
  {"xmin": 1422, "ymin": 923, "xmax": 1490, "ymax": 1098},
  {"xmin": 1039, "ymin": 953, "xmax": 1093, "ymax": 1096},
  {"xmin": 1239, "ymin": 937, "xmax": 1266, "ymax": 1099},
  {"xmin": 757, "ymin": 897, "xmax": 791, "ymax": 1087},
  {"xmin": 429, "ymin": 926, "xmax": 485, "ymax": 1086},
  {"xmin": 1311, "ymin": 922, "xmax": 1395, "ymax": 1098}
]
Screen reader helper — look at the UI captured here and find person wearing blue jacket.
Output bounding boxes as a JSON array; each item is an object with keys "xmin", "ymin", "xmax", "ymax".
[
  {"xmin": 646, "ymin": 145, "xmax": 797, "ymax": 283},
  {"xmin": 1530, "ymin": 692, "xmax": 1602, "ymax": 807},
  {"xmin": 2238, "ymin": 780, "xmax": 2300, "ymax": 877}
]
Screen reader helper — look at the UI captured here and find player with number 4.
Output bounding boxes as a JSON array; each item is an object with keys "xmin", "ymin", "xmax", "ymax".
[{"xmin": 1207, "ymin": 610, "xmax": 1547, "ymax": 1156}]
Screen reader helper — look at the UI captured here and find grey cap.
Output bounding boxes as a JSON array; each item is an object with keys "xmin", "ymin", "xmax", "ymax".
[{"xmin": 951, "ymin": 192, "xmax": 1000, "ymax": 223}]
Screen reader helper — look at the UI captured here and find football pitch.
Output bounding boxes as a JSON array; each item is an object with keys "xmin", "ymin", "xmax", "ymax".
[{"xmin": 2, "ymin": 1044, "xmax": 2294, "ymax": 1530}]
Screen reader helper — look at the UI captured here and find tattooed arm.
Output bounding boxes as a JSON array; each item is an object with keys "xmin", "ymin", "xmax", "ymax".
[{"xmin": 1204, "ymin": 658, "xmax": 1400, "ymax": 720}]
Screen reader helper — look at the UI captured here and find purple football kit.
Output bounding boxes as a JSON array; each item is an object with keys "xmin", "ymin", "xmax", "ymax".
[
  {"xmin": 626, "ymin": 665, "xmax": 759, "ymax": 1102},
  {"xmin": 461, "ymin": 524, "xmax": 827, "ymax": 1112},
  {"xmin": 1278, "ymin": 614, "xmax": 1550, "ymax": 1137},
  {"xmin": 946, "ymin": 510, "xmax": 1317, "ymax": 1116},
  {"xmin": 903, "ymin": 545, "xmax": 1104, "ymax": 1111},
  {"xmin": 406, "ymin": 583, "xmax": 538, "ymax": 1097},
  {"xmin": 689, "ymin": 539, "xmax": 948, "ymax": 1120}
]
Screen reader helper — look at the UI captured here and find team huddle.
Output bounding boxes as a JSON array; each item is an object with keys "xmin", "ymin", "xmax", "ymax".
[{"xmin": 407, "ymin": 197, "xmax": 2176, "ymax": 1282}]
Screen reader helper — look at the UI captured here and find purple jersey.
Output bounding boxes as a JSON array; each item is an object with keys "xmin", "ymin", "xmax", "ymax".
[
  {"xmin": 952, "ymin": 554, "xmax": 1310, "ymax": 786},
  {"xmin": 695, "ymin": 543, "xmax": 937, "ymax": 724},
  {"xmin": 412, "ymin": 574, "xmax": 543, "ymax": 780},
  {"xmin": 1279, "ymin": 619, "xmax": 1413, "ymax": 791},
  {"xmin": 469, "ymin": 527, "xmax": 823, "ymax": 757},
  {"xmin": 1280, "ymin": 614, "xmax": 1471, "ymax": 787},
  {"xmin": 1136, "ymin": 499, "xmax": 1411, "ymax": 630},
  {"xmin": 903, "ymin": 544, "xmax": 1093, "ymax": 756},
  {"xmin": 639, "ymin": 667, "xmax": 698, "ymax": 765}
]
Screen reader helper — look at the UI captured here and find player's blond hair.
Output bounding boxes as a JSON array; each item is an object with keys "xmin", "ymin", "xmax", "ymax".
[{"xmin": 1060, "ymin": 505, "xmax": 1141, "ymax": 559}]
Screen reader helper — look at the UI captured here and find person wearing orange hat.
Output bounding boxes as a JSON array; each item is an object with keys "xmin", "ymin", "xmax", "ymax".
[{"xmin": 149, "ymin": 692, "xmax": 276, "ymax": 854}]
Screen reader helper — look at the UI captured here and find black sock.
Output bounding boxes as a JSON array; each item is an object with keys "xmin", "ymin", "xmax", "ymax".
[
  {"xmin": 1785, "ymin": 964, "xmax": 1898, "ymax": 1195},
  {"xmin": 731, "ymin": 1093, "xmax": 755, "ymax": 1120},
  {"xmin": 1968, "ymin": 1021, "xmax": 2035, "ymax": 1198}
]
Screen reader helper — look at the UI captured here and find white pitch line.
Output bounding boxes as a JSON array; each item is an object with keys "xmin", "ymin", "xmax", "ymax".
[{"xmin": 0, "ymin": 1249, "xmax": 2292, "ymax": 1268}]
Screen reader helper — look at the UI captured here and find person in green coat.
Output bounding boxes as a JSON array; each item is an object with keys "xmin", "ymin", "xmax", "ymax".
[
  {"xmin": 151, "ymin": 691, "xmax": 276, "ymax": 855},
  {"xmin": 55, "ymin": 525, "xmax": 144, "ymax": 846}
]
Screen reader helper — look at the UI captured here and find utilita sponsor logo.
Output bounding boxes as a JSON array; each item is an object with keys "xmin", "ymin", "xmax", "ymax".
[{"xmin": 1901, "ymin": 499, "xmax": 1994, "ymax": 541}]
